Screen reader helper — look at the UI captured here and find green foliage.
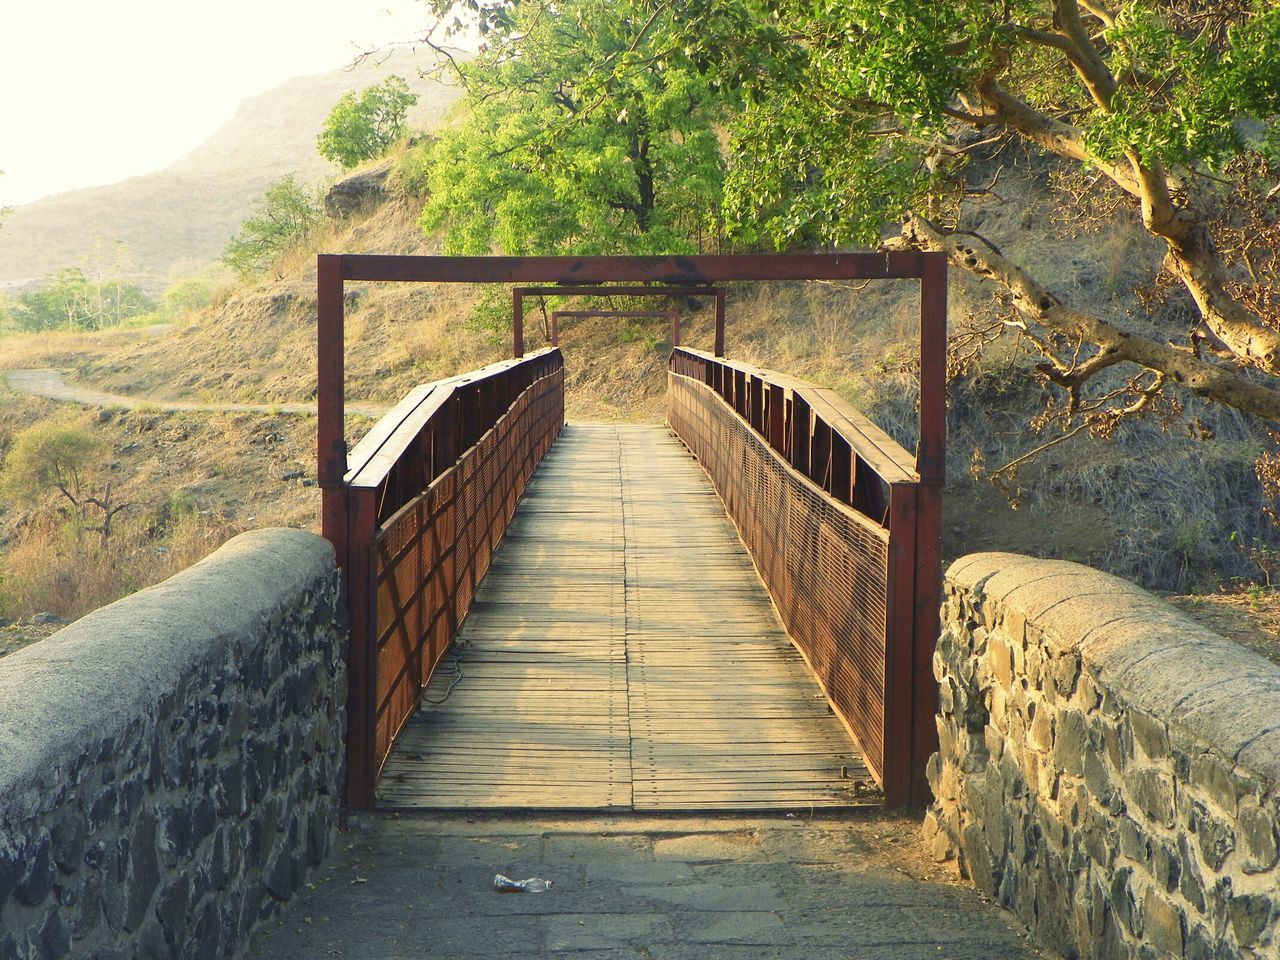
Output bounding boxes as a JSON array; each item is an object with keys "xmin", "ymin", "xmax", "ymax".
[
  {"xmin": 162, "ymin": 277, "xmax": 216, "ymax": 317},
  {"xmin": 1082, "ymin": 3, "xmax": 1280, "ymax": 168},
  {"xmin": 418, "ymin": 0, "xmax": 728, "ymax": 258},
  {"xmin": 8, "ymin": 268, "xmax": 155, "ymax": 333},
  {"xmin": 317, "ymin": 75, "xmax": 418, "ymax": 170},
  {"xmin": 1, "ymin": 419, "xmax": 104, "ymax": 505},
  {"xmin": 222, "ymin": 175, "xmax": 323, "ymax": 279},
  {"xmin": 476, "ymin": 0, "xmax": 1274, "ymax": 250}
]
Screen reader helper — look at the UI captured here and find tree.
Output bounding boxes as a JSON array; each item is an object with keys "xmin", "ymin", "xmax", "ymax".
[
  {"xmin": 431, "ymin": 0, "xmax": 1280, "ymax": 458},
  {"xmin": 1, "ymin": 420, "xmax": 134, "ymax": 545},
  {"xmin": 10, "ymin": 267, "xmax": 154, "ymax": 332},
  {"xmin": 222, "ymin": 175, "xmax": 323, "ymax": 279},
  {"xmin": 317, "ymin": 75, "xmax": 418, "ymax": 170},
  {"xmin": 162, "ymin": 277, "xmax": 216, "ymax": 317},
  {"xmin": 418, "ymin": 0, "xmax": 728, "ymax": 257}
]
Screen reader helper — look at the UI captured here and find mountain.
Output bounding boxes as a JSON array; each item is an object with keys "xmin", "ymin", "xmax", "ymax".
[{"xmin": 0, "ymin": 47, "xmax": 460, "ymax": 292}]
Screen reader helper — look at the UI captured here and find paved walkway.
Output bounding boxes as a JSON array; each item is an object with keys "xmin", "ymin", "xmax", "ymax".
[
  {"xmin": 380, "ymin": 424, "xmax": 872, "ymax": 811},
  {"xmin": 246, "ymin": 812, "xmax": 1044, "ymax": 960}
]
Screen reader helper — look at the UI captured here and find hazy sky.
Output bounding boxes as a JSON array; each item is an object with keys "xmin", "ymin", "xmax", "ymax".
[{"xmin": 0, "ymin": 0, "xmax": 438, "ymax": 207}]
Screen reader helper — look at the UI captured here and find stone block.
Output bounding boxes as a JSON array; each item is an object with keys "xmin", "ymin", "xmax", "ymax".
[
  {"xmin": 1191, "ymin": 801, "xmax": 1236, "ymax": 872},
  {"xmin": 989, "ymin": 634, "xmax": 1014, "ymax": 692},
  {"xmin": 49, "ymin": 811, "xmax": 86, "ymax": 877},
  {"xmin": 124, "ymin": 812, "xmax": 159, "ymax": 933},
  {"xmin": 1227, "ymin": 893, "xmax": 1273, "ymax": 948},
  {"xmin": 1029, "ymin": 704, "xmax": 1054, "ymax": 753},
  {"xmin": 16, "ymin": 828, "xmax": 55, "ymax": 906},
  {"xmin": 1188, "ymin": 753, "xmax": 1246, "ymax": 818},
  {"xmin": 1126, "ymin": 766, "xmax": 1176, "ymax": 828},
  {"xmin": 154, "ymin": 875, "xmax": 190, "ymax": 945},
  {"xmin": 1238, "ymin": 799, "xmax": 1279, "ymax": 874},
  {"xmin": 1152, "ymin": 840, "xmax": 1181, "ymax": 893},
  {"xmin": 1177, "ymin": 833, "xmax": 1208, "ymax": 917},
  {"xmin": 1054, "ymin": 708, "xmax": 1090, "ymax": 777},
  {"xmin": 1052, "ymin": 653, "xmax": 1081, "ymax": 698},
  {"xmin": 1130, "ymin": 709, "xmax": 1170, "ymax": 760},
  {"xmin": 1143, "ymin": 885, "xmax": 1185, "ymax": 958},
  {"xmin": 36, "ymin": 904, "xmax": 71, "ymax": 960}
]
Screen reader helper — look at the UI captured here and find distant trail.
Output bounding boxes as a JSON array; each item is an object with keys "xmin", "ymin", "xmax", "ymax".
[{"xmin": 3, "ymin": 369, "xmax": 389, "ymax": 417}]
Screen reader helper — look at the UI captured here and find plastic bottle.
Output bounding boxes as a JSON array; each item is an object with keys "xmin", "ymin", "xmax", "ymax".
[{"xmin": 493, "ymin": 873, "xmax": 552, "ymax": 893}]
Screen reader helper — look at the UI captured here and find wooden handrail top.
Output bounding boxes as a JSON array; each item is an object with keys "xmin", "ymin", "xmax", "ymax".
[
  {"xmin": 672, "ymin": 347, "xmax": 918, "ymax": 486},
  {"xmin": 345, "ymin": 348, "xmax": 560, "ymax": 489}
]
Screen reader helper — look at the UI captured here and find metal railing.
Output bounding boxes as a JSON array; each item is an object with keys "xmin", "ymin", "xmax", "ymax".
[
  {"xmin": 668, "ymin": 348, "xmax": 941, "ymax": 807},
  {"xmin": 328, "ymin": 349, "xmax": 564, "ymax": 807},
  {"xmin": 318, "ymin": 251, "xmax": 946, "ymax": 809}
]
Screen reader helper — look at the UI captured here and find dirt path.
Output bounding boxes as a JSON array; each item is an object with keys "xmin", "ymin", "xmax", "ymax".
[{"xmin": 3, "ymin": 368, "xmax": 388, "ymax": 417}]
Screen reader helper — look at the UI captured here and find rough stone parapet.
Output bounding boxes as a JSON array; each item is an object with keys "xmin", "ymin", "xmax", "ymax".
[
  {"xmin": 928, "ymin": 552, "xmax": 1280, "ymax": 960},
  {"xmin": 0, "ymin": 528, "xmax": 347, "ymax": 959}
]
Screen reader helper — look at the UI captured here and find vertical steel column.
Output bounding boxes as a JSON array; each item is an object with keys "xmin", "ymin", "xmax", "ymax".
[
  {"xmin": 714, "ymin": 289, "xmax": 726, "ymax": 357},
  {"xmin": 911, "ymin": 253, "xmax": 948, "ymax": 806},
  {"xmin": 512, "ymin": 289, "xmax": 525, "ymax": 358},
  {"xmin": 317, "ymin": 255, "xmax": 346, "ymax": 495},
  {"xmin": 884, "ymin": 482, "xmax": 920, "ymax": 810},
  {"xmin": 345, "ymin": 487, "xmax": 378, "ymax": 809}
]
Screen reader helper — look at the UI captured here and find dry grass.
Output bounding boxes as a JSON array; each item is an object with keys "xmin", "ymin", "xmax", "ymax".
[
  {"xmin": 0, "ymin": 396, "xmax": 319, "ymax": 621},
  {"xmin": 1168, "ymin": 590, "xmax": 1280, "ymax": 667},
  {"xmin": 6, "ymin": 148, "xmax": 1278, "ymax": 623}
]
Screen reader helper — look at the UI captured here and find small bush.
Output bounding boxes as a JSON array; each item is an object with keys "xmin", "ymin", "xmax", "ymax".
[
  {"xmin": 222, "ymin": 176, "xmax": 324, "ymax": 279},
  {"xmin": 317, "ymin": 76, "xmax": 417, "ymax": 170}
]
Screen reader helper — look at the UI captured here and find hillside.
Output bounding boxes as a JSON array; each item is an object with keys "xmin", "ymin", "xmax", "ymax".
[
  {"xmin": 0, "ymin": 47, "xmax": 460, "ymax": 291},
  {"xmin": 10, "ymin": 142, "xmax": 1270, "ymax": 599}
]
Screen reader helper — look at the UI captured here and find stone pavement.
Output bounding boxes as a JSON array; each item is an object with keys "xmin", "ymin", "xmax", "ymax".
[{"xmin": 245, "ymin": 812, "xmax": 1046, "ymax": 960}]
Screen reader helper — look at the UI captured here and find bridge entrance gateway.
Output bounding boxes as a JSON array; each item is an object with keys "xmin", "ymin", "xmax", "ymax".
[{"xmin": 317, "ymin": 253, "xmax": 946, "ymax": 811}]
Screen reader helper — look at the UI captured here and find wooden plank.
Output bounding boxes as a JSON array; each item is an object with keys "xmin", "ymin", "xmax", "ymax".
[{"xmin": 376, "ymin": 422, "xmax": 874, "ymax": 812}]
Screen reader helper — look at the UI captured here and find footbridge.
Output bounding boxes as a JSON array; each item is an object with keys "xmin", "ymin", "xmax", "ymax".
[{"xmin": 317, "ymin": 253, "xmax": 946, "ymax": 812}]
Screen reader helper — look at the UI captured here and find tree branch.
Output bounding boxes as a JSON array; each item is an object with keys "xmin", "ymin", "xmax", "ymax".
[
  {"xmin": 892, "ymin": 215, "xmax": 1280, "ymax": 421},
  {"xmin": 1051, "ymin": 0, "xmax": 1119, "ymax": 109}
]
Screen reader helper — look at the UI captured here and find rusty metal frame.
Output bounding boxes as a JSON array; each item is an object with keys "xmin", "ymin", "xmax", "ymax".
[
  {"xmin": 548, "ymin": 310, "xmax": 681, "ymax": 347},
  {"xmin": 317, "ymin": 252, "xmax": 945, "ymax": 810},
  {"xmin": 512, "ymin": 285, "xmax": 721, "ymax": 357}
]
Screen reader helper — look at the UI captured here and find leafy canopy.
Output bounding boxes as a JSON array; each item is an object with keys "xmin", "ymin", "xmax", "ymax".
[
  {"xmin": 317, "ymin": 75, "xmax": 418, "ymax": 170},
  {"xmin": 1, "ymin": 419, "xmax": 104, "ymax": 505},
  {"xmin": 418, "ymin": 0, "xmax": 728, "ymax": 257},
  {"xmin": 222, "ymin": 175, "xmax": 323, "ymax": 279},
  {"xmin": 9, "ymin": 268, "xmax": 154, "ymax": 332}
]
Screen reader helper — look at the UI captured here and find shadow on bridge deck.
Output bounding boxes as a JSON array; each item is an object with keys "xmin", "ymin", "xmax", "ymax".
[{"xmin": 377, "ymin": 423, "xmax": 876, "ymax": 811}]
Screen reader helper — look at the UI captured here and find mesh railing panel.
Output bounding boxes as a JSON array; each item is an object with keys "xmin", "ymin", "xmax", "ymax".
[
  {"xmin": 668, "ymin": 370, "xmax": 891, "ymax": 781},
  {"xmin": 371, "ymin": 368, "xmax": 563, "ymax": 770}
]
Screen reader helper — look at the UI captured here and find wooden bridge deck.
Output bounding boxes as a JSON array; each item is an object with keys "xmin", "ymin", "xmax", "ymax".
[{"xmin": 377, "ymin": 423, "xmax": 876, "ymax": 811}]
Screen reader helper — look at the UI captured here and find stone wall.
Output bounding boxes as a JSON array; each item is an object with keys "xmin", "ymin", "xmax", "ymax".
[
  {"xmin": 927, "ymin": 552, "xmax": 1280, "ymax": 960},
  {"xmin": 0, "ymin": 528, "xmax": 347, "ymax": 960}
]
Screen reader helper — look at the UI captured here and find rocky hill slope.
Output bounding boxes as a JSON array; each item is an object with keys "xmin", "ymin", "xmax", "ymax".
[{"xmin": 0, "ymin": 47, "xmax": 460, "ymax": 291}]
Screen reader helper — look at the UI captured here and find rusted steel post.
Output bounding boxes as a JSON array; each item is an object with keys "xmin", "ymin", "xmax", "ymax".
[
  {"xmin": 714, "ymin": 289, "xmax": 726, "ymax": 357},
  {"xmin": 671, "ymin": 311, "xmax": 681, "ymax": 347},
  {"xmin": 317, "ymin": 255, "xmax": 346, "ymax": 493},
  {"xmin": 884, "ymin": 482, "xmax": 920, "ymax": 810},
  {"xmin": 767, "ymin": 384, "xmax": 785, "ymax": 451},
  {"xmin": 512, "ymin": 289, "xmax": 525, "ymax": 358},
  {"xmin": 345, "ymin": 487, "xmax": 379, "ymax": 810},
  {"xmin": 790, "ymin": 396, "xmax": 811, "ymax": 474},
  {"xmin": 911, "ymin": 253, "xmax": 948, "ymax": 806}
]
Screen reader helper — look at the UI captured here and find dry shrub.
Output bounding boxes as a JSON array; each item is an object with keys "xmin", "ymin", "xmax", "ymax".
[{"xmin": 0, "ymin": 510, "xmax": 242, "ymax": 621}]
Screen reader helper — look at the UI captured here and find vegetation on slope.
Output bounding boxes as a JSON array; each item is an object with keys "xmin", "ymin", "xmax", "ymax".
[{"xmin": 4, "ymin": 1, "xmax": 1280, "ymax": 627}]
